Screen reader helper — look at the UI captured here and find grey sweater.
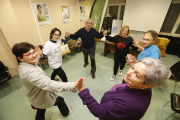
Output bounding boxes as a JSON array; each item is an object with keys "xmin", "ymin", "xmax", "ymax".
[{"xmin": 18, "ymin": 62, "xmax": 75, "ymax": 109}]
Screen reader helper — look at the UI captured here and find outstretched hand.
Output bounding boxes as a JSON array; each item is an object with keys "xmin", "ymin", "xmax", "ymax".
[
  {"xmin": 65, "ymin": 31, "xmax": 70, "ymax": 37},
  {"xmin": 74, "ymin": 77, "xmax": 85, "ymax": 92},
  {"xmin": 125, "ymin": 54, "xmax": 136, "ymax": 67},
  {"xmin": 103, "ymin": 30, "xmax": 107, "ymax": 36},
  {"xmin": 35, "ymin": 45, "xmax": 43, "ymax": 57},
  {"xmin": 133, "ymin": 39, "xmax": 139, "ymax": 47}
]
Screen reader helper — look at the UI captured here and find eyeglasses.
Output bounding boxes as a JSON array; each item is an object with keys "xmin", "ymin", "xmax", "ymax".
[
  {"xmin": 53, "ymin": 34, "xmax": 60, "ymax": 37},
  {"xmin": 23, "ymin": 50, "xmax": 38, "ymax": 58},
  {"xmin": 85, "ymin": 22, "xmax": 92, "ymax": 25}
]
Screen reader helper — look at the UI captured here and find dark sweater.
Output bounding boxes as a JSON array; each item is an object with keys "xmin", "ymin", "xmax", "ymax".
[
  {"xmin": 105, "ymin": 35, "xmax": 138, "ymax": 57},
  {"xmin": 70, "ymin": 27, "xmax": 103, "ymax": 48}
]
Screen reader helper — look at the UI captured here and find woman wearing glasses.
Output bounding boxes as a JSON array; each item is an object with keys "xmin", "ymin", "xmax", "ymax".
[
  {"xmin": 43, "ymin": 28, "xmax": 68, "ymax": 82},
  {"xmin": 12, "ymin": 42, "xmax": 79, "ymax": 120}
]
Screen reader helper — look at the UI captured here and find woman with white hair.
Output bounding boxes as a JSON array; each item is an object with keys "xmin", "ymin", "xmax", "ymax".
[{"xmin": 76, "ymin": 57, "xmax": 171, "ymax": 120}]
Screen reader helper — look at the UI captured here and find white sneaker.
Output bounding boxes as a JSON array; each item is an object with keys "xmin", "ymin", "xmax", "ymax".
[
  {"xmin": 68, "ymin": 106, "xmax": 74, "ymax": 114},
  {"xmin": 119, "ymin": 70, "xmax": 122, "ymax": 76},
  {"xmin": 62, "ymin": 106, "xmax": 74, "ymax": 118},
  {"xmin": 111, "ymin": 75, "xmax": 116, "ymax": 81}
]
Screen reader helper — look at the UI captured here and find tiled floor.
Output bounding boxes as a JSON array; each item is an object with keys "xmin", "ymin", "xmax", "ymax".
[{"xmin": 0, "ymin": 42, "xmax": 180, "ymax": 120}]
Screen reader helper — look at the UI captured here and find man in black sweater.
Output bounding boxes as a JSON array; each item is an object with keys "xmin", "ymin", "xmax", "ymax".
[{"xmin": 65, "ymin": 18, "xmax": 103, "ymax": 79}]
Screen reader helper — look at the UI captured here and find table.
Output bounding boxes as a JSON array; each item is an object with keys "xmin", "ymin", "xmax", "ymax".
[
  {"xmin": 96, "ymin": 37, "xmax": 169, "ymax": 57},
  {"xmin": 96, "ymin": 39, "xmax": 142, "ymax": 58}
]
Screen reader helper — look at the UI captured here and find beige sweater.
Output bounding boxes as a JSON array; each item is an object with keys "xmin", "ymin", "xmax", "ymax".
[{"xmin": 18, "ymin": 62, "xmax": 75, "ymax": 109}]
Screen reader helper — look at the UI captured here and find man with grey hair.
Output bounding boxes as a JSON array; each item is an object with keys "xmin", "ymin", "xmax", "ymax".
[{"xmin": 65, "ymin": 18, "xmax": 103, "ymax": 79}]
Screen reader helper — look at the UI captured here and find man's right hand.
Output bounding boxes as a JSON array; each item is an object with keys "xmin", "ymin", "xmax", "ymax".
[
  {"xmin": 125, "ymin": 54, "xmax": 136, "ymax": 67},
  {"xmin": 65, "ymin": 31, "xmax": 70, "ymax": 37},
  {"xmin": 133, "ymin": 39, "xmax": 139, "ymax": 47},
  {"xmin": 103, "ymin": 30, "xmax": 107, "ymax": 36}
]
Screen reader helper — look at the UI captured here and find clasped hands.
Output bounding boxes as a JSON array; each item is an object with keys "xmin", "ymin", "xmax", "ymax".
[{"xmin": 74, "ymin": 77, "xmax": 85, "ymax": 92}]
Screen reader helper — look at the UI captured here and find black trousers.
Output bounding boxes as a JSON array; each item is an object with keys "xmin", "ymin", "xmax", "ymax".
[
  {"xmin": 51, "ymin": 66, "xmax": 68, "ymax": 82},
  {"xmin": 35, "ymin": 96, "xmax": 69, "ymax": 120},
  {"xmin": 81, "ymin": 46, "xmax": 96, "ymax": 74},
  {"xmin": 113, "ymin": 55, "xmax": 126, "ymax": 75}
]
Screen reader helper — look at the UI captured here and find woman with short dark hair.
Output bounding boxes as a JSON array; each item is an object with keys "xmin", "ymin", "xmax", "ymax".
[
  {"xmin": 43, "ymin": 28, "xmax": 68, "ymax": 82},
  {"xmin": 12, "ymin": 42, "xmax": 79, "ymax": 120}
]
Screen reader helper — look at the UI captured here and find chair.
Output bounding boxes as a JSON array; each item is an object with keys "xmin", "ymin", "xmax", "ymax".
[
  {"xmin": 156, "ymin": 37, "xmax": 170, "ymax": 57},
  {"xmin": 169, "ymin": 61, "xmax": 180, "ymax": 93},
  {"xmin": 38, "ymin": 57, "xmax": 48, "ymax": 68},
  {"xmin": 0, "ymin": 61, "xmax": 19, "ymax": 88},
  {"xmin": 162, "ymin": 93, "xmax": 180, "ymax": 120},
  {"xmin": 162, "ymin": 61, "xmax": 180, "ymax": 119}
]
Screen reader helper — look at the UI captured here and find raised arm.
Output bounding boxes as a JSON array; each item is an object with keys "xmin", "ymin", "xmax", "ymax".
[
  {"xmin": 94, "ymin": 30, "xmax": 103, "ymax": 38},
  {"xmin": 66, "ymin": 30, "xmax": 81, "ymax": 39},
  {"xmin": 35, "ymin": 45, "xmax": 43, "ymax": 58},
  {"xmin": 133, "ymin": 39, "xmax": 144, "ymax": 51},
  {"xmin": 25, "ymin": 68, "xmax": 77, "ymax": 92},
  {"xmin": 129, "ymin": 38, "xmax": 138, "ymax": 50},
  {"xmin": 76, "ymin": 77, "xmax": 127, "ymax": 119},
  {"xmin": 125, "ymin": 54, "xmax": 136, "ymax": 67},
  {"xmin": 103, "ymin": 30, "xmax": 115, "ymax": 42}
]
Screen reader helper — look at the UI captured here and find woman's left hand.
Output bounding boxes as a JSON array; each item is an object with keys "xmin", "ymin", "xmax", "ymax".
[{"xmin": 35, "ymin": 45, "xmax": 43, "ymax": 57}]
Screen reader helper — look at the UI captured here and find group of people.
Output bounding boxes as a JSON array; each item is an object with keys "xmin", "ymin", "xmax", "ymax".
[{"xmin": 12, "ymin": 18, "xmax": 171, "ymax": 120}]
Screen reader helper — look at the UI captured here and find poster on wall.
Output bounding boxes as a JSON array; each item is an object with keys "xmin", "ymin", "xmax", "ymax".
[
  {"xmin": 79, "ymin": 6, "xmax": 86, "ymax": 21},
  {"xmin": 32, "ymin": 3, "xmax": 52, "ymax": 27},
  {"xmin": 61, "ymin": 4, "xmax": 72, "ymax": 23}
]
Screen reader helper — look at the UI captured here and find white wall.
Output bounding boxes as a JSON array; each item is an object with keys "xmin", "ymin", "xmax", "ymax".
[
  {"xmin": 123, "ymin": 0, "xmax": 172, "ymax": 32},
  {"xmin": 130, "ymin": 31, "xmax": 145, "ymax": 42}
]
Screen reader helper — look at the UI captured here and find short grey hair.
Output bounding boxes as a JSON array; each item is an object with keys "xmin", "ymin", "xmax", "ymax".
[
  {"xmin": 136, "ymin": 57, "xmax": 171, "ymax": 87},
  {"xmin": 86, "ymin": 18, "xmax": 93, "ymax": 23}
]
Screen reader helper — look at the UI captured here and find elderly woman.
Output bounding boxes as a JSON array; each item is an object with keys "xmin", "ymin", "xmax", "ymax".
[
  {"xmin": 76, "ymin": 57, "xmax": 171, "ymax": 120},
  {"xmin": 12, "ymin": 42, "xmax": 79, "ymax": 120},
  {"xmin": 103, "ymin": 25, "xmax": 138, "ymax": 81}
]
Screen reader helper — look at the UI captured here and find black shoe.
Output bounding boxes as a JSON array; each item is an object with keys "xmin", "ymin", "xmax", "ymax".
[
  {"xmin": 91, "ymin": 73, "xmax": 95, "ymax": 79},
  {"xmin": 83, "ymin": 63, "xmax": 89, "ymax": 67}
]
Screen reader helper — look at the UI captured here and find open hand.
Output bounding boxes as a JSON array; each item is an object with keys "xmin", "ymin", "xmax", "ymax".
[
  {"xmin": 35, "ymin": 45, "xmax": 43, "ymax": 57},
  {"xmin": 133, "ymin": 39, "xmax": 139, "ymax": 47},
  {"xmin": 125, "ymin": 54, "xmax": 136, "ymax": 67},
  {"xmin": 65, "ymin": 31, "xmax": 70, "ymax": 37}
]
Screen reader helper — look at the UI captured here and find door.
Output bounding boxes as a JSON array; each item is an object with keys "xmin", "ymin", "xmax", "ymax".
[{"xmin": 107, "ymin": 4, "xmax": 125, "ymax": 20}]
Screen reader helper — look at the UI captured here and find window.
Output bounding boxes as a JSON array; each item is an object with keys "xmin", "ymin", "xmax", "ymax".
[
  {"xmin": 107, "ymin": 4, "xmax": 125, "ymax": 20},
  {"xmin": 160, "ymin": 3, "xmax": 180, "ymax": 36}
]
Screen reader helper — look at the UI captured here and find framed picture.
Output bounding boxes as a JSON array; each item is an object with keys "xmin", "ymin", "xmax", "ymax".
[
  {"xmin": 79, "ymin": 6, "xmax": 86, "ymax": 21},
  {"xmin": 61, "ymin": 4, "xmax": 72, "ymax": 23},
  {"xmin": 32, "ymin": 3, "xmax": 52, "ymax": 27}
]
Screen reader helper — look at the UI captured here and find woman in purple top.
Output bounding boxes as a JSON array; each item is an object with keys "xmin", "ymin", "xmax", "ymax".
[{"xmin": 76, "ymin": 57, "xmax": 171, "ymax": 120}]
